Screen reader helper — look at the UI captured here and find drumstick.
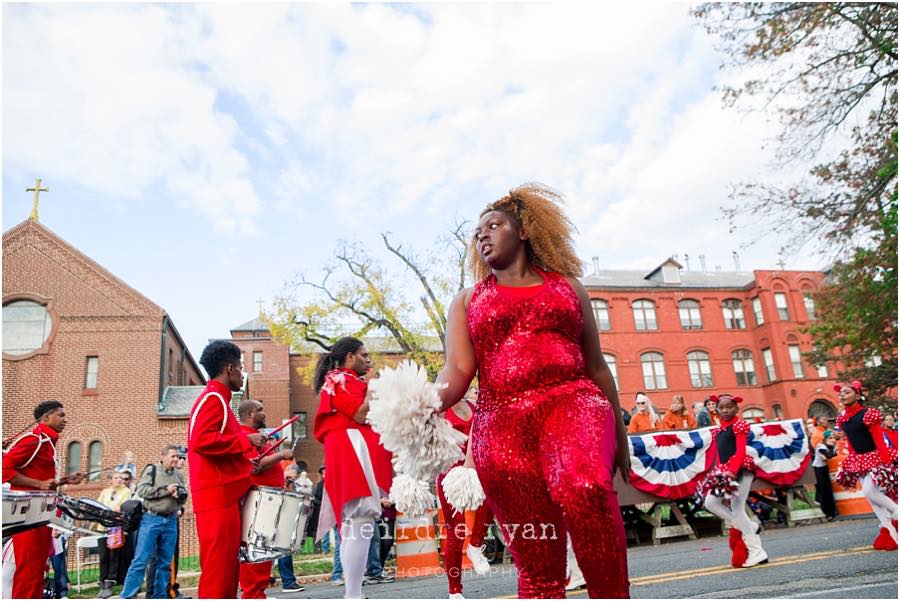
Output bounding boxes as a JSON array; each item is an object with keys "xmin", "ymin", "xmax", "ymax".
[{"xmin": 255, "ymin": 415, "xmax": 302, "ymax": 457}]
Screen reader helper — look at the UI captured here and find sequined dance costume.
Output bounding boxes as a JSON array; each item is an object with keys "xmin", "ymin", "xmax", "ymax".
[
  {"xmin": 702, "ymin": 417, "xmax": 766, "ymax": 568},
  {"xmin": 836, "ymin": 404, "xmax": 898, "ymax": 547},
  {"xmin": 467, "ymin": 269, "xmax": 629, "ymax": 598},
  {"xmin": 437, "ymin": 400, "xmax": 496, "ymax": 596}
]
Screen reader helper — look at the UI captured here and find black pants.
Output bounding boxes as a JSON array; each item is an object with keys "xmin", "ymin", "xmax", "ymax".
[
  {"xmin": 814, "ymin": 465, "xmax": 837, "ymax": 519},
  {"xmin": 98, "ymin": 537, "xmax": 124, "ymax": 583},
  {"xmin": 379, "ymin": 518, "xmax": 395, "ymax": 566}
]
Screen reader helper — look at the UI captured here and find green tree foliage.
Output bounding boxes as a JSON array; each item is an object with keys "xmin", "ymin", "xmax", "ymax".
[
  {"xmin": 694, "ymin": 3, "xmax": 897, "ymax": 406},
  {"xmin": 266, "ymin": 222, "xmax": 469, "ymax": 380}
]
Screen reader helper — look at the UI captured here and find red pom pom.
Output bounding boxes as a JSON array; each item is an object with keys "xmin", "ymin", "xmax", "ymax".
[
  {"xmin": 835, "ymin": 466, "xmax": 860, "ymax": 489},
  {"xmin": 697, "ymin": 466, "xmax": 739, "ymax": 499},
  {"xmin": 870, "ymin": 462, "xmax": 898, "ymax": 502}
]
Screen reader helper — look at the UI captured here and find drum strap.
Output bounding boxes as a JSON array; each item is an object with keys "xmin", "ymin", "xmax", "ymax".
[
  {"xmin": 6, "ymin": 432, "xmax": 55, "ymax": 472},
  {"xmin": 189, "ymin": 392, "xmax": 229, "ymax": 440}
]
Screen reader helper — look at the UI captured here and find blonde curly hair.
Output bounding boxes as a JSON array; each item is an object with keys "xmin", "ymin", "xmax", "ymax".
[{"xmin": 468, "ymin": 183, "xmax": 583, "ymax": 282}]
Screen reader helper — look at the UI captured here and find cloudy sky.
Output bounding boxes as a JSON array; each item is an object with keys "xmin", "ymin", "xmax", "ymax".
[{"xmin": 3, "ymin": 3, "xmax": 831, "ymax": 364}]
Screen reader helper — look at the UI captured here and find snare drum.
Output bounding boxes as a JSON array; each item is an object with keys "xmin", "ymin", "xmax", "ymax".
[
  {"xmin": 52, "ymin": 496, "xmax": 125, "ymax": 534},
  {"xmin": 240, "ymin": 486, "xmax": 312, "ymax": 563},
  {"xmin": 2, "ymin": 490, "xmax": 57, "ymax": 539}
]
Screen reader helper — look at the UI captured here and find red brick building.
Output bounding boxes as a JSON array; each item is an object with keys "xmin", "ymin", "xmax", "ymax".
[
  {"xmin": 583, "ymin": 258, "xmax": 839, "ymax": 421},
  {"xmin": 2, "ymin": 219, "xmax": 206, "ymax": 497}
]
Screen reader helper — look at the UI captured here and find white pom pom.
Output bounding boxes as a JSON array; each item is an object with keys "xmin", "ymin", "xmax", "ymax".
[
  {"xmin": 389, "ymin": 474, "xmax": 435, "ymax": 517},
  {"xmin": 441, "ymin": 466, "xmax": 485, "ymax": 515},
  {"xmin": 367, "ymin": 361, "xmax": 467, "ymax": 482}
]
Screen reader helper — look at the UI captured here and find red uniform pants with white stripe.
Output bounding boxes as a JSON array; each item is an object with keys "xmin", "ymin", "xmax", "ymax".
[
  {"xmin": 238, "ymin": 560, "xmax": 272, "ymax": 598},
  {"xmin": 196, "ymin": 504, "xmax": 241, "ymax": 599},
  {"xmin": 4, "ymin": 526, "xmax": 51, "ymax": 599}
]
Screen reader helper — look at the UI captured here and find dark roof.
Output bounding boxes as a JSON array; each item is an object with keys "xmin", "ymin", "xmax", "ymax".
[
  {"xmin": 580, "ymin": 270, "xmax": 755, "ymax": 290},
  {"xmin": 158, "ymin": 386, "xmax": 244, "ymax": 418},
  {"xmin": 231, "ymin": 317, "xmax": 269, "ymax": 333}
]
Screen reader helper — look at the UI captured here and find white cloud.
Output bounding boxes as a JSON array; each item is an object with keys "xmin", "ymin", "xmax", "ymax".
[{"xmin": 3, "ymin": 3, "xmax": 261, "ymax": 235}]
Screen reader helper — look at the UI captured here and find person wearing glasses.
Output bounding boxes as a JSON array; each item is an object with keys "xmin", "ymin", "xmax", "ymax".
[{"xmin": 627, "ymin": 393, "xmax": 659, "ymax": 433}]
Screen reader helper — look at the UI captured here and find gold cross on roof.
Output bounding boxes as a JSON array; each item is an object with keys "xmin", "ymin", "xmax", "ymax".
[{"xmin": 26, "ymin": 178, "xmax": 49, "ymax": 222}]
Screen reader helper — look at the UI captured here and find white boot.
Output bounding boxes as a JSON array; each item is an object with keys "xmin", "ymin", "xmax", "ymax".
[
  {"xmin": 742, "ymin": 532, "xmax": 768, "ymax": 567},
  {"xmin": 466, "ymin": 544, "xmax": 491, "ymax": 576},
  {"xmin": 565, "ymin": 536, "xmax": 586, "ymax": 591}
]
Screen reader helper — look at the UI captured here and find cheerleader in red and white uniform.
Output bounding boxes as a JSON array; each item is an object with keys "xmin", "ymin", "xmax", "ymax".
[
  {"xmin": 833, "ymin": 380, "xmax": 897, "ymax": 550},
  {"xmin": 313, "ymin": 337, "xmax": 393, "ymax": 599},
  {"xmin": 699, "ymin": 393, "xmax": 767, "ymax": 568}
]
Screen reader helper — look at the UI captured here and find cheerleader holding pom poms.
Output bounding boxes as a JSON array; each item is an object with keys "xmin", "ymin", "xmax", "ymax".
[
  {"xmin": 833, "ymin": 380, "xmax": 898, "ymax": 551},
  {"xmin": 697, "ymin": 393, "xmax": 768, "ymax": 568}
]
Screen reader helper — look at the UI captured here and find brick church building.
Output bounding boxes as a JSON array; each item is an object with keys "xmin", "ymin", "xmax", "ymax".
[{"xmin": 2, "ymin": 218, "xmax": 208, "ymax": 501}]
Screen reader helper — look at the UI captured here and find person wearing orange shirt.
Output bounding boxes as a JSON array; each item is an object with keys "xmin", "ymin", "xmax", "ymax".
[
  {"xmin": 627, "ymin": 393, "xmax": 659, "ymax": 433},
  {"xmin": 658, "ymin": 395, "xmax": 697, "ymax": 431}
]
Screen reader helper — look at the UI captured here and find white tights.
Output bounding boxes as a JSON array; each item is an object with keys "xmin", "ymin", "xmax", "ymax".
[
  {"xmin": 340, "ymin": 518, "xmax": 374, "ymax": 599},
  {"xmin": 704, "ymin": 472, "xmax": 756, "ymax": 535},
  {"xmin": 861, "ymin": 473, "xmax": 898, "ymax": 541}
]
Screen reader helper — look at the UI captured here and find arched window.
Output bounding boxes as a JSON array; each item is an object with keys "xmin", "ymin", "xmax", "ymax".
[
  {"xmin": 687, "ymin": 351, "xmax": 713, "ymax": 388},
  {"xmin": 808, "ymin": 399, "xmax": 837, "ymax": 420},
  {"xmin": 603, "ymin": 353, "xmax": 618, "ymax": 386},
  {"xmin": 66, "ymin": 441, "xmax": 82, "ymax": 476},
  {"xmin": 88, "ymin": 441, "xmax": 103, "ymax": 482},
  {"xmin": 742, "ymin": 408, "xmax": 765, "ymax": 421},
  {"xmin": 2, "ymin": 299, "xmax": 54, "ymax": 356},
  {"xmin": 640, "ymin": 352, "xmax": 667, "ymax": 390},
  {"xmin": 591, "ymin": 299, "xmax": 611, "ymax": 331},
  {"xmin": 632, "ymin": 300, "xmax": 657, "ymax": 331},
  {"xmin": 678, "ymin": 300, "xmax": 702, "ymax": 330},
  {"xmin": 722, "ymin": 299, "xmax": 746, "ymax": 329},
  {"xmin": 803, "ymin": 292, "xmax": 816, "ymax": 320},
  {"xmin": 732, "ymin": 349, "xmax": 757, "ymax": 386},
  {"xmin": 774, "ymin": 292, "xmax": 790, "ymax": 320},
  {"xmin": 772, "ymin": 403, "xmax": 783, "ymax": 419}
]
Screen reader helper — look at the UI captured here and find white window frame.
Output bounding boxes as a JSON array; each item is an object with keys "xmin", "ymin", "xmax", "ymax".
[
  {"xmin": 687, "ymin": 351, "xmax": 713, "ymax": 388},
  {"xmin": 641, "ymin": 352, "xmax": 667, "ymax": 389},
  {"xmin": 591, "ymin": 299, "xmax": 611, "ymax": 331},
  {"xmin": 762, "ymin": 348, "xmax": 776, "ymax": 382},
  {"xmin": 732, "ymin": 349, "xmax": 757, "ymax": 386},
  {"xmin": 632, "ymin": 300, "xmax": 658, "ymax": 331},
  {"xmin": 678, "ymin": 300, "xmax": 703, "ymax": 330},
  {"xmin": 788, "ymin": 344, "xmax": 804, "ymax": 378},
  {"xmin": 752, "ymin": 297, "xmax": 764, "ymax": 325},
  {"xmin": 722, "ymin": 299, "xmax": 746, "ymax": 329},
  {"xmin": 775, "ymin": 293, "xmax": 790, "ymax": 320}
]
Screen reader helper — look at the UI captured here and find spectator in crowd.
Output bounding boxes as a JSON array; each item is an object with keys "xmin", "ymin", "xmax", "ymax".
[
  {"xmin": 696, "ymin": 398, "xmax": 720, "ymax": 427},
  {"xmin": 882, "ymin": 414, "xmax": 897, "ymax": 432},
  {"xmin": 120, "ymin": 445, "xmax": 188, "ymax": 599},
  {"xmin": 48, "ymin": 529, "xmax": 69, "ymax": 599},
  {"xmin": 378, "ymin": 496, "xmax": 397, "ymax": 576},
  {"xmin": 96, "ymin": 470, "xmax": 133, "ymax": 598},
  {"xmin": 364, "ymin": 514, "xmax": 394, "ymax": 584},
  {"xmin": 627, "ymin": 393, "xmax": 659, "ymax": 433},
  {"xmin": 276, "ymin": 463, "xmax": 307, "ymax": 594},
  {"xmin": 812, "ymin": 430, "xmax": 838, "ymax": 521},
  {"xmin": 807, "ymin": 417, "xmax": 826, "ymax": 449},
  {"xmin": 658, "ymin": 395, "xmax": 697, "ymax": 431},
  {"xmin": 147, "ymin": 448, "xmax": 188, "ymax": 599},
  {"xmin": 116, "ymin": 451, "xmax": 138, "ymax": 492},
  {"xmin": 691, "ymin": 401, "xmax": 704, "ymax": 420},
  {"xmin": 747, "ymin": 496, "xmax": 773, "ymax": 525},
  {"xmin": 620, "ymin": 408, "xmax": 631, "ymax": 428},
  {"xmin": 309, "ymin": 466, "xmax": 325, "ymax": 553}
]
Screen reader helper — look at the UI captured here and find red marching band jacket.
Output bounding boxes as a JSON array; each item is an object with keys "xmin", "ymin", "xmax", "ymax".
[
  {"xmin": 187, "ymin": 380, "xmax": 252, "ymax": 511},
  {"xmin": 2, "ymin": 422, "xmax": 59, "ymax": 490}
]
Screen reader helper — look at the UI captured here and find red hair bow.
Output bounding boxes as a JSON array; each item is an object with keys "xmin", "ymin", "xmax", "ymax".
[
  {"xmin": 833, "ymin": 380, "xmax": 863, "ymax": 394},
  {"xmin": 710, "ymin": 394, "xmax": 743, "ymax": 404}
]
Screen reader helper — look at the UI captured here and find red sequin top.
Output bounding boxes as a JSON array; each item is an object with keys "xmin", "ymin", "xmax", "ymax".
[{"xmin": 467, "ymin": 269, "xmax": 601, "ymax": 410}]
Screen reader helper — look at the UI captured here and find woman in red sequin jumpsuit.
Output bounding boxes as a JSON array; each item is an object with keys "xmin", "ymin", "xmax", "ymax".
[
  {"xmin": 435, "ymin": 184, "xmax": 631, "ymax": 598},
  {"xmin": 834, "ymin": 381, "xmax": 897, "ymax": 549},
  {"xmin": 437, "ymin": 398, "xmax": 496, "ymax": 598}
]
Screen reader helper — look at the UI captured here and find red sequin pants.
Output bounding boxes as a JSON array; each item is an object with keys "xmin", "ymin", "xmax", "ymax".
[
  {"xmin": 472, "ymin": 384, "xmax": 630, "ymax": 598},
  {"xmin": 437, "ymin": 470, "xmax": 496, "ymax": 594}
]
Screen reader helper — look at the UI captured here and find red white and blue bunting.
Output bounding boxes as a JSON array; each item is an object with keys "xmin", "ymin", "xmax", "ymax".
[{"xmin": 627, "ymin": 419, "xmax": 810, "ymax": 499}]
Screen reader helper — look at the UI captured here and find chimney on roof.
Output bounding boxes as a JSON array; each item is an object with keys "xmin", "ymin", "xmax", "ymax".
[
  {"xmin": 592, "ymin": 256, "xmax": 600, "ymax": 275},
  {"xmin": 684, "ymin": 254, "xmax": 690, "ymax": 271},
  {"xmin": 699, "ymin": 254, "xmax": 707, "ymax": 271},
  {"xmin": 732, "ymin": 251, "xmax": 741, "ymax": 271}
]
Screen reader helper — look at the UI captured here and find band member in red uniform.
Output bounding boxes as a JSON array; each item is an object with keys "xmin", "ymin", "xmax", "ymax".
[
  {"xmin": 313, "ymin": 338, "xmax": 393, "ymax": 600},
  {"xmin": 237, "ymin": 399, "xmax": 294, "ymax": 598},
  {"xmin": 2, "ymin": 401, "xmax": 82, "ymax": 599},
  {"xmin": 833, "ymin": 381, "xmax": 898, "ymax": 550},
  {"xmin": 437, "ymin": 396, "xmax": 495, "ymax": 599},
  {"xmin": 700, "ymin": 394, "xmax": 768, "ymax": 568},
  {"xmin": 188, "ymin": 341, "xmax": 263, "ymax": 599},
  {"xmin": 434, "ymin": 184, "xmax": 630, "ymax": 598}
]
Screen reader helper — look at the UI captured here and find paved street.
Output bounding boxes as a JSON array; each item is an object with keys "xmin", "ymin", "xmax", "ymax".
[{"xmin": 267, "ymin": 516, "xmax": 897, "ymax": 599}]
